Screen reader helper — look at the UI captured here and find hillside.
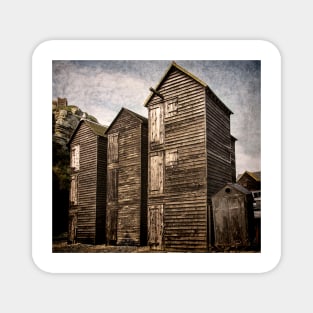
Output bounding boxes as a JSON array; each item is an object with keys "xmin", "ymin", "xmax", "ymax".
[{"xmin": 52, "ymin": 101, "xmax": 99, "ymax": 237}]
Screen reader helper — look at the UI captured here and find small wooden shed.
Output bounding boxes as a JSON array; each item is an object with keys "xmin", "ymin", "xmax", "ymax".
[
  {"xmin": 105, "ymin": 107, "xmax": 148, "ymax": 246},
  {"xmin": 211, "ymin": 183, "xmax": 255, "ymax": 249},
  {"xmin": 67, "ymin": 119, "xmax": 107, "ymax": 244}
]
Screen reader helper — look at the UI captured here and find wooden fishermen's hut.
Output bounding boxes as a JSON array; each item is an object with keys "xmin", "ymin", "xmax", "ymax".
[
  {"xmin": 67, "ymin": 119, "xmax": 107, "ymax": 244},
  {"xmin": 211, "ymin": 183, "xmax": 255, "ymax": 249},
  {"xmin": 144, "ymin": 62, "xmax": 236, "ymax": 251},
  {"xmin": 105, "ymin": 108, "xmax": 148, "ymax": 246}
]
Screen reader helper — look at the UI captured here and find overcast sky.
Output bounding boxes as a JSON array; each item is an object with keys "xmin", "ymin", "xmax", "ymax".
[{"xmin": 52, "ymin": 60, "xmax": 260, "ymax": 175}]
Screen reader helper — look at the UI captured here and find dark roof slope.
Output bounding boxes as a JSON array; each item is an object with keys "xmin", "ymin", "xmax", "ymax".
[
  {"xmin": 67, "ymin": 119, "xmax": 108, "ymax": 145},
  {"xmin": 84, "ymin": 119, "xmax": 108, "ymax": 137}
]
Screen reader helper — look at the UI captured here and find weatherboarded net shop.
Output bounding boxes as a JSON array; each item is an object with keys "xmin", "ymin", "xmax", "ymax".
[
  {"xmin": 105, "ymin": 108, "xmax": 148, "ymax": 246},
  {"xmin": 145, "ymin": 62, "xmax": 236, "ymax": 251}
]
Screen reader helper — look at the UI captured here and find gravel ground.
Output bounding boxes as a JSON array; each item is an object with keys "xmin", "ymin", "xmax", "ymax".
[{"xmin": 52, "ymin": 241, "xmax": 259, "ymax": 253}]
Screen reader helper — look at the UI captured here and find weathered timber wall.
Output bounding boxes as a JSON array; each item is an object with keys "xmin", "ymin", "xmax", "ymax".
[
  {"xmin": 71, "ymin": 122, "xmax": 107, "ymax": 244},
  {"xmin": 96, "ymin": 135, "xmax": 107, "ymax": 244},
  {"xmin": 106, "ymin": 109, "xmax": 148, "ymax": 246},
  {"xmin": 148, "ymin": 67, "xmax": 208, "ymax": 251},
  {"xmin": 140, "ymin": 123, "xmax": 148, "ymax": 245},
  {"xmin": 206, "ymin": 89, "xmax": 233, "ymax": 246},
  {"xmin": 70, "ymin": 122, "xmax": 98, "ymax": 244}
]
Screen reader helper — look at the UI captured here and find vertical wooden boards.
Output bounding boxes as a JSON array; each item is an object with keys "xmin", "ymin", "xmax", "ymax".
[
  {"xmin": 68, "ymin": 209, "xmax": 78, "ymax": 244},
  {"xmin": 70, "ymin": 145, "xmax": 80, "ymax": 171},
  {"xmin": 148, "ymin": 205, "xmax": 163, "ymax": 249},
  {"xmin": 107, "ymin": 168, "xmax": 118, "ymax": 202},
  {"xmin": 106, "ymin": 207, "xmax": 118, "ymax": 244},
  {"xmin": 150, "ymin": 152, "xmax": 164, "ymax": 193},
  {"xmin": 150, "ymin": 106, "xmax": 163, "ymax": 144},
  {"xmin": 70, "ymin": 175, "xmax": 78, "ymax": 205},
  {"xmin": 212, "ymin": 197, "xmax": 229, "ymax": 246},
  {"xmin": 212, "ymin": 185, "xmax": 255, "ymax": 249},
  {"xmin": 108, "ymin": 133, "xmax": 119, "ymax": 163}
]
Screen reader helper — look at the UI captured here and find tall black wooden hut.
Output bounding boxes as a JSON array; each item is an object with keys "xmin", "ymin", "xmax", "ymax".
[
  {"xmin": 105, "ymin": 108, "xmax": 148, "ymax": 246},
  {"xmin": 144, "ymin": 62, "xmax": 236, "ymax": 251},
  {"xmin": 67, "ymin": 119, "xmax": 107, "ymax": 244}
]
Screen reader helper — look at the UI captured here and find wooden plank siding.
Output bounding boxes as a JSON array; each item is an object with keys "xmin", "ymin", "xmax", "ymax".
[
  {"xmin": 147, "ymin": 66, "xmax": 208, "ymax": 251},
  {"xmin": 68, "ymin": 120, "xmax": 107, "ymax": 244},
  {"xmin": 146, "ymin": 62, "xmax": 235, "ymax": 251},
  {"xmin": 106, "ymin": 108, "xmax": 148, "ymax": 246},
  {"xmin": 206, "ymin": 89, "xmax": 233, "ymax": 247},
  {"xmin": 96, "ymin": 135, "xmax": 107, "ymax": 244}
]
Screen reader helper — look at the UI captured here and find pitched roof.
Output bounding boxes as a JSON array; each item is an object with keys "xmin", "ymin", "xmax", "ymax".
[
  {"xmin": 230, "ymin": 183, "xmax": 251, "ymax": 194},
  {"xmin": 143, "ymin": 61, "xmax": 233, "ymax": 114},
  {"xmin": 237, "ymin": 171, "xmax": 261, "ymax": 182},
  {"xmin": 105, "ymin": 107, "xmax": 148, "ymax": 134},
  {"xmin": 213, "ymin": 183, "xmax": 251, "ymax": 197},
  {"xmin": 84, "ymin": 119, "xmax": 108, "ymax": 136},
  {"xmin": 67, "ymin": 119, "xmax": 108, "ymax": 145}
]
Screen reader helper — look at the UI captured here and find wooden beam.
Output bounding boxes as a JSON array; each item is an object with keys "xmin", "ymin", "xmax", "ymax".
[{"xmin": 149, "ymin": 87, "xmax": 164, "ymax": 100}]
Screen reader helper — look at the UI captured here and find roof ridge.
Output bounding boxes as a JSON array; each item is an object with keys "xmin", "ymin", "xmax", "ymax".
[
  {"xmin": 143, "ymin": 61, "xmax": 233, "ymax": 115},
  {"xmin": 105, "ymin": 107, "xmax": 148, "ymax": 134}
]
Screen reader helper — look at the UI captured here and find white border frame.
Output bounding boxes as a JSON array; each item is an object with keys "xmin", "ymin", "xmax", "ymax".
[{"xmin": 32, "ymin": 40, "xmax": 281, "ymax": 273}]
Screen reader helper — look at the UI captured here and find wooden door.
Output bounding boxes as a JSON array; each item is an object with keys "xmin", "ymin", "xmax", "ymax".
[
  {"xmin": 150, "ymin": 106, "xmax": 163, "ymax": 144},
  {"xmin": 228, "ymin": 198, "xmax": 246, "ymax": 247},
  {"xmin": 107, "ymin": 208, "xmax": 118, "ymax": 245},
  {"xmin": 213, "ymin": 197, "xmax": 230, "ymax": 246},
  {"xmin": 148, "ymin": 205, "xmax": 163, "ymax": 249},
  {"xmin": 68, "ymin": 211, "xmax": 77, "ymax": 244},
  {"xmin": 150, "ymin": 152, "xmax": 164, "ymax": 194}
]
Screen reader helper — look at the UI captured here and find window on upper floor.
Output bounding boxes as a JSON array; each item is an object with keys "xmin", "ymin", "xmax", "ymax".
[
  {"xmin": 165, "ymin": 97, "xmax": 178, "ymax": 118},
  {"xmin": 165, "ymin": 149, "xmax": 178, "ymax": 167}
]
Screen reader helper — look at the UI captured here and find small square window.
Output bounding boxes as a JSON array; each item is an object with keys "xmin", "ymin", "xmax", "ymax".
[
  {"xmin": 165, "ymin": 149, "xmax": 178, "ymax": 166},
  {"xmin": 165, "ymin": 97, "xmax": 178, "ymax": 117}
]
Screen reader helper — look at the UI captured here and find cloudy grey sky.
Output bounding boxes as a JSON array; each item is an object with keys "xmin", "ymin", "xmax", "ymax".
[{"xmin": 52, "ymin": 60, "xmax": 260, "ymax": 175}]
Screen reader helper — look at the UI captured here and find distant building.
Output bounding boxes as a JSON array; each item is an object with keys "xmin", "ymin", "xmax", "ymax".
[
  {"xmin": 52, "ymin": 97, "xmax": 68, "ymax": 109},
  {"xmin": 237, "ymin": 171, "xmax": 261, "ymax": 249},
  {"xmin": 237, "ymin": 171, "xmax": 261, "ymax": 194}
]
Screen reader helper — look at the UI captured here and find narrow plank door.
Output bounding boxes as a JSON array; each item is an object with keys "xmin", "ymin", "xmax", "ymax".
[
  {"xmin": 107, "ymin": 208, "xmax": 118, "ymax": 245},
  {"xmin": 148, "ymin": 205, "xmax": 163, "ymax": 250}
]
